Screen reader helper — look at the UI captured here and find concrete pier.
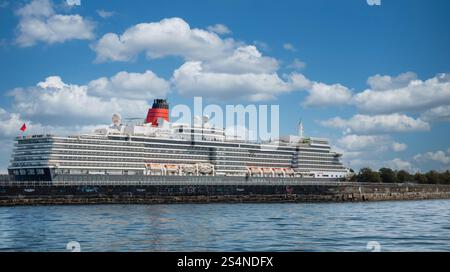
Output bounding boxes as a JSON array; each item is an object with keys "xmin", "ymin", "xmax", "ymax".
[{"xmin": 1, "ymin": 182, "xmax": 449, "ymax": 206}]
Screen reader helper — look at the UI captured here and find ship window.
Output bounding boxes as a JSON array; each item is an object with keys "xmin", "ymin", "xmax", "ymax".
[
  {"xmin": 19, "ymin": 169, "xmax": 26, "ymax": 175},
  {"xmin": 27, "ymin": 169, "xmax": 36, "ymax": 175}
]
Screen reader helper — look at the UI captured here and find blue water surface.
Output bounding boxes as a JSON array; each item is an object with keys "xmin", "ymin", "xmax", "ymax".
[{"xmin": 0, "ymin": 200, "xmax": 449, "ymax": 252}]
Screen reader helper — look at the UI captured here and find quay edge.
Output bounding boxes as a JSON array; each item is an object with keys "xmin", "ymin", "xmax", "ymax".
[{"xmin": 1, "ymin": 179, "xmax": 449, "ymax": 206}]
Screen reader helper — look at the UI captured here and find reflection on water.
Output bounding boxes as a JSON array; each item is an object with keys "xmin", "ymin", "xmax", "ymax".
[{"xmin": 0, "ymin": 199, "xmax": 449, "ymax": 251}]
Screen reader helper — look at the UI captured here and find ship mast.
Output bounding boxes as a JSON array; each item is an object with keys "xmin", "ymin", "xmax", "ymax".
[{"xmin": 298, "ymin": 120, "xmax": 304, "ymax": 138}]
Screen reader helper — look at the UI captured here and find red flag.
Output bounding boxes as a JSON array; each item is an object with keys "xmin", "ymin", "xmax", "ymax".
[{"xmin": 20, "ymin": 123, "xmax": 27, "ymax": 132}]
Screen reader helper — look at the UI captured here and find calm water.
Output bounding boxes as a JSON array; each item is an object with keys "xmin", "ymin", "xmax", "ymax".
[{"xmin": 0, "ymin": 200, "xmax": 449, "ymax": 252}]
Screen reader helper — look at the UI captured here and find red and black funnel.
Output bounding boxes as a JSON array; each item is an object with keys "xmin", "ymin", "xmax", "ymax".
[{"xmin": 145, "ymin": 99, "xmax": 169, "ymax": 126}]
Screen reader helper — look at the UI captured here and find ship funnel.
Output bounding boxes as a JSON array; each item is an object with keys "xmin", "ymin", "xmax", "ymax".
[{"xmin": 145, "ymin": 99, "xmax": 169, "ymax": 126}]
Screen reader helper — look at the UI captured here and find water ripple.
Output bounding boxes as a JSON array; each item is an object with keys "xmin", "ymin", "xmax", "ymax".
[{"xmin": 0, "ymin": 199, "xmax": 449, "ymax": 251}]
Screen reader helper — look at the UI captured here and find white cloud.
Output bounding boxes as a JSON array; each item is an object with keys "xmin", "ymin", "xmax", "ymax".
[
  {"xmin": 8, "ymin": 76, "xmax": 151, "ymax": 125},
  {"xmin": 420, "ymin": 105, "xmax": 450, "ymax": 122},
  {"xmin": 202, "ymin": 46, "xmax": 279, "ymax": 74},
  {"xmin": 15, "ymin": 0, "xmax": 94, "ymax": 47},
  {"xmin": 302, "ymin": 82, "xmax": 352, "ymax": 107},
  {"xmin": 0, "ymin": 108, "xmax": 27, "ymax": 138},
  {"xmin": 0, "ymin": 107, "xmax": 104, "ymax": 139},
  {"xmin": 207, "ymin": 24, "xmax": 231, "ymax": 35},
  {"xmin": 414, "ymin": 149, "xmax": 450, "ymax": 165},
  {"xmin": 321, "ymin": 113, "xmax": 430, "ymax": 134},
  {"xmin": 87, "ymin": 70, "xmax": 170, "ymax": 100},
  {"xmin": 92, "ymin": 17, "xmax": 235, "ymax": 62},
  {"xmin": 172, "ymin": 61, "xmax": 311, "ymax": 101},
  {"xmin": 354, "ymin": 73, "xmax": 450, "ymax": 114},
  {"xmin": 253, "ymin": 40, "xmax": 270, "ymax": 51},
  {"xmin": 389, "ymin": 158, "xmax": 414, "ymax": 172},
  {"xmin": 96, "ymin": 9, "xmax": 114, "ymax": 18},
  {"xmin": 287, "ymin": 58, "xmax": 306, "ymax": 70},
  {"xmin": 391, "ymin": 142, "xmax": 407, "ymax": 152},
  {"xmin": 66, "ymin": 0, "xmax": 80, "ymax": 6},
  {"xmin": 337, "ymin": 134, "xmax": 403, "ymax": 152},
  {"xmin": 366, "ymin": 72, "xmax": 417, "ymax": 91},
  {"xmin": 334, "ymin": 134, "xmax": 408, "ymax": 170},
  {"xmin": 283, "ymin": 43, "xmax": 297, "ymax": 52}
]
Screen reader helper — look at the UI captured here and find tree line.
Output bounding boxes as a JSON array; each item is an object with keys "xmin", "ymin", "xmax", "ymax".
[{"xmin": 350, "ymin": 168, "xmax": 450, "ymax": 184}]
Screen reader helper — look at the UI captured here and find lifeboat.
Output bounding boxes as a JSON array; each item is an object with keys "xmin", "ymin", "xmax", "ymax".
[
  {"xmin": 181, "ymin": 164, "xmax": 196, "ymax": 174},
  {"xmin": 197, "ymin": 163, "xmax": 214, "ymax": 175}
]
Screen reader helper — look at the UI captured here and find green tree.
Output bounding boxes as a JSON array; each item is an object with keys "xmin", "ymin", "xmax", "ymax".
[
  {"xmin": 441, "ymin": 171, "xmax": 450, "ymax": 185},
  {"xmin": 357, "ymin": 168, "xmax": 381, "ymax": 183},
  {"xmin": 414, "ymin": 172, "xmax": 427, "ymax": 184},
  {"xmin": 379, "ymin": 168, "xmax": 398, "ymax": 183},
  {"xmin": 396, "ymin": 170, "xmax": 412, "ymax": 183},
  {"xmin": 425, "ymin": 170, "xmax": 440, "ymax": 184}
]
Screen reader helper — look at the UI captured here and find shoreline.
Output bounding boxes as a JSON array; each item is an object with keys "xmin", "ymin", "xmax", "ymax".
[{"xmin": 1, "ymin": 182, "xmax": 449, "ymax": 206}]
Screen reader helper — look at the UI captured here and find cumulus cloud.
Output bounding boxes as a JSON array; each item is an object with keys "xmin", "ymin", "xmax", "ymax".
[
  {"xmin": 334, "ymin": 134, "xmax": 408, "ymax": 170},
  {"xmin": 15, "ymin": 0, "xmax": 94, "ymax": 47},
  {"xmin": 287, "ymin": 58, "xmax": 306, "ymax": 70},
  {"xmin": 66, "ymin": 0, "xmax": 80, "ymax": 6},
  {"xmin": 92, "ymin": 17, "xmax": 235, "ymax": 62},
  {"xmin": 389, "ymin": 158, "xmax": 414, "ymax": 172},
  {"xmin": 391, "ymin": 142, "xmax": 408, "ymax": 152},
  {"xmin": 420, "ymin": 105, "xmax": 450, "ymax": 122},
  {"xmin": 0, "ymin": 108, "xmax": 28, "ymax": 138},
  {"xmin": 283, "ymin": 43, "xmax": 297, "ymax": 52},
  {"xmin": 88, "ymin": 70, "xmax": 170, "ymax": 100},
  {"xmin": 302, "ymin": 82, "xmax": 352, "ymax": 107},
  {"xmin": 202, "ymin": 45, "xmax": 279, "ymax": 74},
  {"xmin": 8, "ymin": 75, "xmax": 152, "ymax": 125},
  {"xmin": 321, "ymin": 113, "xmax": 430, "ymax": 134},
  {"xmin": 337, "ymin": 134, "xmax": 405, "ymax": 153},
  {"xmin": 366, "ymin": 72, "xmax": 417, "ymax": 91},
  {"xmin": 0, "ymin": 107, "xmax": 103, "ymax": 139},
  {"xmin": 414, "ymin": 149, "xmax": 450, "ymax": 165},
  {"xmin": 207, "ymin": 24, "xmax": 231, "ymax": 35},
  {"xmin": 172, "ymin": 61, "xmax": 311, "ymax": 101},
  {"xmin": 96, "ymin": 9, "xmax": 114, "ymax": 18},
  {"xmin": 253, "ymin": 40, "xmax": 270, "ymax": 51},
  {"xmin": 354, "ymin": 73, "xmax": 450, "ymax": 114}
]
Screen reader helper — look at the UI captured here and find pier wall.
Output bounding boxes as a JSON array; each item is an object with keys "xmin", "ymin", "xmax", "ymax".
[{"xmin": 0, "ymin": 182, "xmax": 449, "ymax": 206}]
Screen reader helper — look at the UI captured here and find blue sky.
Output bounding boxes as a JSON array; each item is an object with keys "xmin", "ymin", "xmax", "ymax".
[{"xmin": 0, "ymin": 0, "xmax": 450, "ymax": 172}]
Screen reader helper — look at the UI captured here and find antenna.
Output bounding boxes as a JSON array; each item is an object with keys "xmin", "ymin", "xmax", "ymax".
[{"xmin": 298, "ymin": 119, "xmax": 304, "ymax": 138}]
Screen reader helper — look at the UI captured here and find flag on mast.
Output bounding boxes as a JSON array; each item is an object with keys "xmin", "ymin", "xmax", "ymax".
[{"xmin": 20, "ymin": 123, "xmax": 27, "ymax": 132}]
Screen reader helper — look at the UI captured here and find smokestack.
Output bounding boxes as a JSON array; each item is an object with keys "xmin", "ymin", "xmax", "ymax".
[{"xmin": 145, "ymin": 99, "xmax": 169, "ymax": 126}]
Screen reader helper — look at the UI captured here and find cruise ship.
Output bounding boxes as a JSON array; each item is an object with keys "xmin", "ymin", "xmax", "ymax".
[{"xmin": 8, "ymin": 99, "xmax": 351, "ymax": 183}]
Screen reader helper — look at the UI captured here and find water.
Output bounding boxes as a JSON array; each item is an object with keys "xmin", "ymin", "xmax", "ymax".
[{"xmin": 0, "ymin": 200, "xmax": 449, "ymax": 252}]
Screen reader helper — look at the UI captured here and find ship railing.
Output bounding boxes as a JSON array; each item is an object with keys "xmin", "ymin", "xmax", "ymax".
[
  {"xmin": 2, "ymin": 178, "xmax": 443, "ymax": 187},
  {"xmin": 1, "ymin": 179, "xmax": 361, "ymax": 187}
]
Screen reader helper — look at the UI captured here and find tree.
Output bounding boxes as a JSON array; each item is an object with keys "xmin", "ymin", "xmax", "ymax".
[
  {"xmin": 426, "ymin": 171, "xmax": 440, "ymax": 184},
  {"xmin": 414, "ymin": 172, "xmax": 428, "ymax": 184},
  {"xmin": 379, "ymin": 168, "xmax": 398, "ymax": 183},
  {"xmin": 396, "ymin": 170, "xmax": 412, "ymax": 183},
  {"xmin": 357, "ymin": 168, "xmax": 381, "ymax": 183},
  {"xmin": 441, "ymin": 171, "xmax": 450, "ymax": 185}
]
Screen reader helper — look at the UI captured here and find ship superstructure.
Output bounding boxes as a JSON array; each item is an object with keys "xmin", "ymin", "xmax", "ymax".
[{"xmin": 8, "ymin": 99, "xmax": 350, "ymax": 182}]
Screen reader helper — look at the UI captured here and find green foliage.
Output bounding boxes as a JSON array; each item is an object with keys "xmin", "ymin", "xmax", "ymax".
[
  {"xmin": 353, "ymin": 168, "xmax": 450, "ymax": 184},
  {"xmin": 379, "ymin": 168, "xmax": 398, "ymax": 183},
  {"xmin": 396, "ymin": 170, "xmax": 412, "ymax": 183},
  {"xmin": 357, "ymin": 167, "xmax": 381, "ymax": 183}
]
